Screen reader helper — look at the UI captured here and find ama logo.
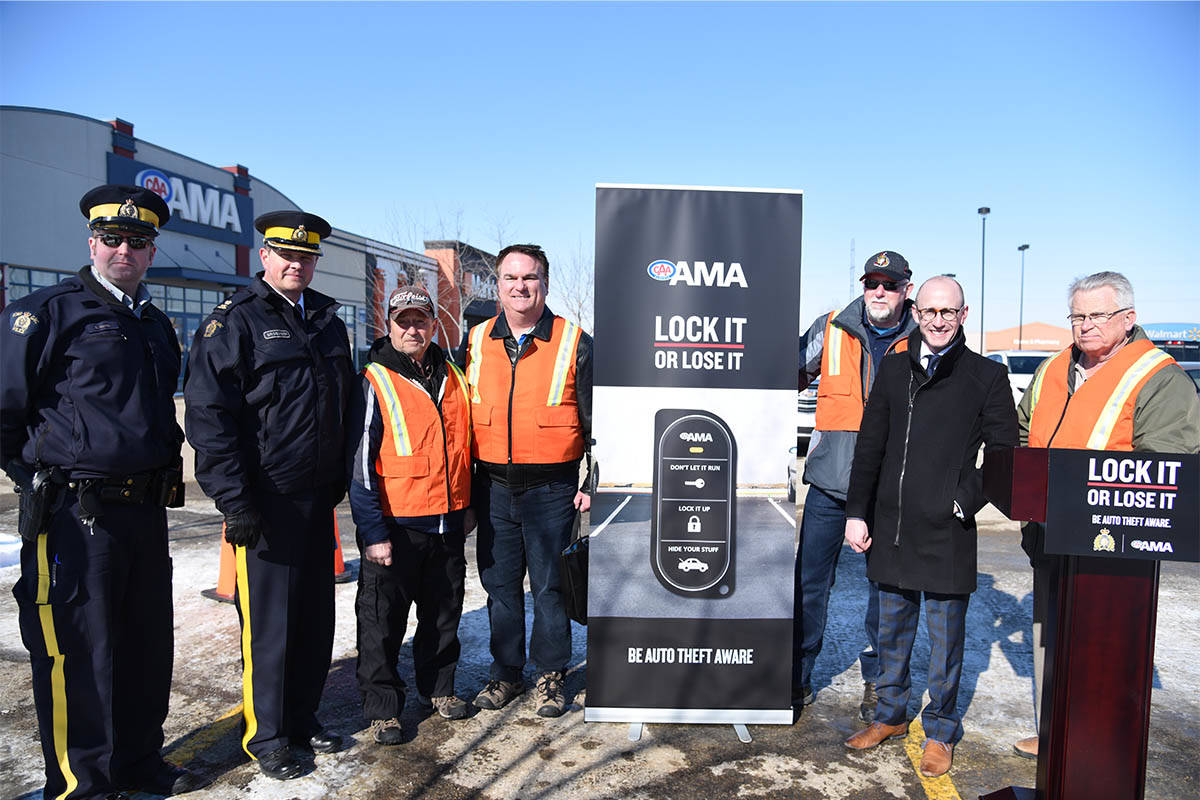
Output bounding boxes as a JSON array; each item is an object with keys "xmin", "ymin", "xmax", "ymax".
[{"xmin": 646, "ymin": 259, "xmax": 748, "ymax": 288}]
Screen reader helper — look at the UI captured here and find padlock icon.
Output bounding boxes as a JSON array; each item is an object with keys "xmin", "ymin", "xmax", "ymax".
[{"xmin": 687, "ymin": 515, "xmax": 702, "ymax": 534}]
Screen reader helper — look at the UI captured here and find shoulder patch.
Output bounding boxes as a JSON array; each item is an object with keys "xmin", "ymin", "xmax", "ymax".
[
  {"xmin": 203, "ymin": 319, "xmax": 225, "ymax": 338},
  {"xmin": 9, "ymin": 310, "xmax": 41, "ymax": 336}
]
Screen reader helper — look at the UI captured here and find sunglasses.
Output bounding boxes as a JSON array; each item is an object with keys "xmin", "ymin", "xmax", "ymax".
[
  {"xmin": 863, "ymin": 278, "xmax": 905, "ymax": 292},
  {"xmin": 96, "ymin": 232, "xmax": 152, "ymax": 250}
]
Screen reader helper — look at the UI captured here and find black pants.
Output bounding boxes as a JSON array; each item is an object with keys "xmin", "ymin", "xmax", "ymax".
[
  {"xmin": 15, "ymin": 496, "xmax": 173, "ymax": 800},
  {"xmin": 355, "ymin": 524, "xmax": 466, "ymax": 720},
  {"xmin": 234, "ymin": 491, "xmax": 336, "ymax": 758}
]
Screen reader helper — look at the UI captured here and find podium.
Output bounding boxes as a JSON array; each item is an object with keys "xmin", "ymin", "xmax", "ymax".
[{"xmin": 980, "ymin": 447, "xmax": 1198, "ymax": 800}]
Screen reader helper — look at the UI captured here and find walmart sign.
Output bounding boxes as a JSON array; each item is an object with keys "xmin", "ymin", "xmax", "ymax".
[{"xmin": 107, "ymin": 153, "xmax": 254, "ymax": 246}]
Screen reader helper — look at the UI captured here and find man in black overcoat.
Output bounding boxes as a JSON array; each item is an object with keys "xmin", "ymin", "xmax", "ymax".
[{"xmin": 839, "ymin": 276, "xmax": 1018, "ymax": 778}]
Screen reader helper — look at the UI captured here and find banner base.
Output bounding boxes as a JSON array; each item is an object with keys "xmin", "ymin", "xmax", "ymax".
[{"xmin": 585, "ymin": 707, "xmax": 792, "ymax": 724}]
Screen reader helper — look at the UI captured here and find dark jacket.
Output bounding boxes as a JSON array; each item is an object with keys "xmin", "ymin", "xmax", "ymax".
[
  {"xmin": 183, "ymin": 275, "xmax": 355, "ymax": 515},
  {"xmin": 845, "ymin": 328, "xmax": 1018, "ymax": 595},
  {"xmin": 799, "ymin": 295, "xmax": 918, "ymax": 500},
  {"xmin": 1, "ymin": 266, "xmax": 182, "ymax": 478}
]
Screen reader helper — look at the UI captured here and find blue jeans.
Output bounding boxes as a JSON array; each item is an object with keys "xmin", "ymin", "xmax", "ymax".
[
  {"xmin": 875, "ymin": 585, "xmax": 970, "ymax": 745},
  {"xmin": 475, "ymin": 473, "xmax": 577, "ymax": 682},
  {"xmin": 792, "ymin": 485, "xmax": 881, "ymax": 693}
]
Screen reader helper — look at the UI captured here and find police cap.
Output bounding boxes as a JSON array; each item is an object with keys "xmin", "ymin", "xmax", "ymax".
[
  {"xmin": 255, "ymin": 211, "xmax": 332, "ymax": 256},
  {"xmin": 79, "ymin": 184, "xmax": 170, "ymax": 235},
  {"xmin": 861, "ymin": 251, "xmax": 911, "ymax": 283}
]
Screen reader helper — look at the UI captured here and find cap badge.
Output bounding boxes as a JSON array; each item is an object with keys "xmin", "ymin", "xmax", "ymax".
[
  {"xmin": 292, "ymin": 225, "xmax": 308, "ymax": 242},
  {"xmin": 873, "ymin": 252, "xmax": 890, "ymax": 268},
  {"xmin": 118, "ymin": 199, "xmax": 139, "ymax": 218}
]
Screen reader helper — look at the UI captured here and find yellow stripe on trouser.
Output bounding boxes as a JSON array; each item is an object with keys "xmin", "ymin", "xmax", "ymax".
[
  {"xmin": 35, "ymin": 533, "xmax": 79, "ymax": 799},
  {"xmin": 235, "ymin": 545, "xmax": 259, "ymax": 758},
  {"xmin": 904, "ymin": 717, "xmax": 963, "ymax": 800},
  {"xmin": 546, "ymin": 321, "xmax": 581, "ymax": 406}
]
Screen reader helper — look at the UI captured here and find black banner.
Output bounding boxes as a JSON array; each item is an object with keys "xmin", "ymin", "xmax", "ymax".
[
  {"xmin": 1045, "ymin": 449, "xmax": 1199, "ymax": 562},
  {"xmin": 588, "ymin": 184, "xmax": 802, "ymax": 725}
]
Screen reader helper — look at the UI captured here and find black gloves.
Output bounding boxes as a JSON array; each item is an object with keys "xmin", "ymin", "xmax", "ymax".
[{"xmin": 224, "ymin": 507, "xmax": 265, "ymax": 548}]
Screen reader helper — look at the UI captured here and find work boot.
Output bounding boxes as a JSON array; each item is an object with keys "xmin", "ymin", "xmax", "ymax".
[
  {"xmin": 369, "ymin": 717, "xmax": 404, "ymax": 746},
  {"xmin": 845, "ymin": 721, "xmax": 909, "ymax": 750},
  {"xmin": 431, "ymin": 695, "xmax": 469, "ymax": 720},
  {"xmin": 1013, "ymin": 735, "xmax": 1038, "ymax": 759},
  {"xmin": 535, "ymin": 671, "xmax": 566, "ymax": 718},
  {"xmin": 859, "ymin": 681, "xmax": 878, "ymax": 722},
  {"xmin": 474, "ymin": 679, "xmax": 525, "ymax": 710}
]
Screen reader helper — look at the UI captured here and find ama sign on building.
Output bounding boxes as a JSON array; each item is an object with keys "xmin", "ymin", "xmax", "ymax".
[{"xmin": 107, "ymin": 153, "xmax": 254, "ymax": 246}]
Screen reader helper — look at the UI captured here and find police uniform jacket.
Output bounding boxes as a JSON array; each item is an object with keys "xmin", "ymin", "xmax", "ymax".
[
  {"xmin": 845, "ymin": 328, "xmax": 1019, "ymax": 595},
  {"xmin": 1, "ymin": 266, "xmax": 183, "ymax": 477},
  {"xmin": 184, "ymin": 275, "xmax": 355, "ymax": 515}
]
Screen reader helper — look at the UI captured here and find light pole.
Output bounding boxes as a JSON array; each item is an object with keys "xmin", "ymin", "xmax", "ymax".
[
  {"xmin": 1017, "ymin": 244, "xmax": 1030, "ymax": 351},
  {"xmin": 977, "ymin": 207, "xmax": 990, "ymax": 353}
]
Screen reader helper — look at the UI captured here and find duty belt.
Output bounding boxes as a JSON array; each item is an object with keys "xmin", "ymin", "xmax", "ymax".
[{"xmin": 70, "ymin": 470, "xmax": 183, "ymax": 507}]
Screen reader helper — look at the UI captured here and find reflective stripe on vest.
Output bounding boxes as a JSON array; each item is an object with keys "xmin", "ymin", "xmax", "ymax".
[
  {"xmin": 363, "ymin": 362, "xmax": 472, "ymax": 516},
  {"xmin": 467, "ymin": 315, "xmax": 585, "ymax": 464},
  {"xmin": 1028, "ymin": 339, "xmax": 1173, "ymax": 450},
  {"xmin": 814, "ymin": 312, "xmax": 908, "ymax": 432}
]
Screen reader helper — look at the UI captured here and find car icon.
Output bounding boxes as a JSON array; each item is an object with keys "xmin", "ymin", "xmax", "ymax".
[{"xmin": 677, "ymin": 557, "xmax": 709, "ymax": 573}]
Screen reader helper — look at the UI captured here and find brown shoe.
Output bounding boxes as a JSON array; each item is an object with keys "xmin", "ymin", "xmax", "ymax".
[
  {"xmin": 845, "ymin": 721, "xmax": 909, "ymax": 750},
  {"xmin": 920, "ymin": 739, "xmax": 954, "ymax": 777},
  {"xmin": 1013, "ymin": 735, "xmax": 1038, "ymax": 759}
]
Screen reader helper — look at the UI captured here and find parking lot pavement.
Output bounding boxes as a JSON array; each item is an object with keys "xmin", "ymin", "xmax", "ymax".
[{"xmin": 0, "ymin": 475, "xmax": 1196, "ymax": 799}]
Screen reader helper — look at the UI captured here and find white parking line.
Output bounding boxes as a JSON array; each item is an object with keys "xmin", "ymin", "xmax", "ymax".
[
  {"xmin": 767, "ymin": 497, "xmax": 797, "ymax": 528},
  {"xmin": 589, "ymin": 495, "xmax": 633, "ymax": 538}
]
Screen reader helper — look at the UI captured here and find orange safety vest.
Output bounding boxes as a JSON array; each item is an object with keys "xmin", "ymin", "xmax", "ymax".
[
  {"xmin": 814, "ymin": 311, "xmax": 910, "ymax": 432},
  {"xmin": 362, "ymin": 360, "xmax": 472, "ymax": 517},
  {"xmin": 466, "ymin": 315, "xmax": 584, "ymax": 464},
  {"xmin": 1027, "ymin": 339, "xmax": 1174, "ymax": 450}
]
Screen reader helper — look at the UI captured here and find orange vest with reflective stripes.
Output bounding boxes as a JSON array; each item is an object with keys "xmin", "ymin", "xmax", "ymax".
[
  {"xmin": 362, "ymin": 360, "xmax": 472, "ymax": 517},
  {"xmin": 466, "ymin": 315, "xmax": 584, "ymax": 464},
  {"xmin": 1027, "ymin": 339, "xmax": 1174, "ymax": 450},
  {"xmin": 815, "ymin": 311, "xmax": 910, "ymax": 432}
]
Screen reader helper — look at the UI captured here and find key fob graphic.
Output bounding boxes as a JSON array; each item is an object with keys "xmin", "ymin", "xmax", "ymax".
[{"xmin": 651, "ymin": 408, "xmax": 737, "ymax": 598}]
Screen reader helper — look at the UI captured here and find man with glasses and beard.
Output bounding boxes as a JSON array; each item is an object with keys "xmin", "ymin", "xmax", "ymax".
[
  {"xmin": 842, "ymin": 276, "xmax": 1017, "ymax": 779},
  {"xmin": 793, "ymin": 251, "xmax": 918, "ymax": 720},
  {"xmin": 1, "ymin": 185, "xmax": 205, "ymax": 798}
]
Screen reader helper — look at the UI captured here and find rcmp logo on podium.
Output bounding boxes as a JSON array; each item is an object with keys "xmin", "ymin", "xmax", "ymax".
[{"xmin": 1093, "ymin": 528, "xmax": 1116, "ymax": 553}]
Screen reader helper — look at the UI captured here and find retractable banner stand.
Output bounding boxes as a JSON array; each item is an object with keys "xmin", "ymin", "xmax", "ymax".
[{"xmin": 587, "ymin": 184, "xmax": 802, "ymax": 725}]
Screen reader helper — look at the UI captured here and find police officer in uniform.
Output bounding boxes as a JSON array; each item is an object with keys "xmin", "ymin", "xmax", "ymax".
[
  {"xmin": 1, "ymin": 185, "xmax": 204, "ymax": 798},
  {"xmin": 184, "ymin": 211, "xmax": 355, "ymax": 780},
  {"xmin": 349, "ymin": 286, "xmax": 474, "ymax": 745}
]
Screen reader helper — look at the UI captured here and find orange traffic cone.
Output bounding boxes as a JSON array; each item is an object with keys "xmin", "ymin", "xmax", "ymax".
[{"xmin": 201, "ymin": 512, "xmax": 355, "ymax": 602}]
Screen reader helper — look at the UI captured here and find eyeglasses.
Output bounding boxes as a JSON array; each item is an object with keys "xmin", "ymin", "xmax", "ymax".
[
  {"xmin": 96, "ymin": 232, "xmax": 151, "ymax": 250},
  {"xmin": 863, "ymin": 278, "xmax": 905, "ymax": 292},
  {"xmin": 1068, "ymin": 308, "xmax": 1130, "ymax": 327},
  {"xmin": 915, "ymin": 307, "xmax": 962, "ymax": 322}
]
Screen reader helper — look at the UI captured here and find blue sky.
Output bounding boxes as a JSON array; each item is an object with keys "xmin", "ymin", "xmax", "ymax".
[{"xmin": 2, "ymin": 1, "xmax": 1197, "ymax": 337}]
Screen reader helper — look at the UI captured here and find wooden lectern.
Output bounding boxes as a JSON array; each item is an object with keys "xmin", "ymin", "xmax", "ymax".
[{"xmin": 980, "ymin": 446, "xmax": 1198, "ymax": 800}]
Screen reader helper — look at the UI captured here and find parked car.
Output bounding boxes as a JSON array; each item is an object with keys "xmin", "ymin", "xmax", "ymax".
[
  {"xmin": 986, "ymin": 350, "xmax": 1056, "ymax": 406},
  {"xmin": 787, "ymin": 445, "xmax": 798, "ymax": 503},
  {"xmin": 798, "ymin": 377, "xmax": 818, "ymax": 454}
]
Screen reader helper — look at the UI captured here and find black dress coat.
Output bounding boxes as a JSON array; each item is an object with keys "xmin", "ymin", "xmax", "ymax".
[{"xmin": 845, "ymin": 328, "xmax": 1018, "ymax": 595}]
